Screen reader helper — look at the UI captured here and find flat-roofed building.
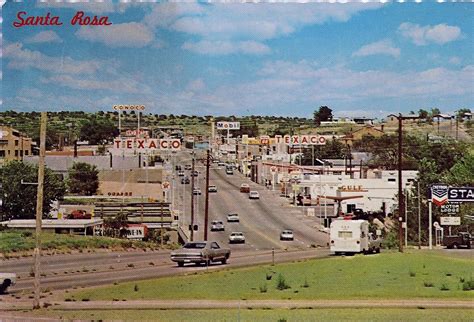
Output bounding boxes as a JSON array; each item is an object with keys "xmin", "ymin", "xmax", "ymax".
[{"xmin": 0, "ymin": 126, "xmax": 34, "ymax": 166}]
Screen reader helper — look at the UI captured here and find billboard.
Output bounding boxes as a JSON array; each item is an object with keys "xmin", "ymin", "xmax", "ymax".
[{"xmin": 113, "ymin": 138, "xmax": 181, "ymax": 150}]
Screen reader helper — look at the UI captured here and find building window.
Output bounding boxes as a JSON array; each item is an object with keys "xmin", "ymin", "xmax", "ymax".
[
  {"xmin": 387, "ymin": 178, "xmax": 396, "ymax": 182},
  {"xmin": 15, "ymin": 140, "xmax": 19, "ymax": 146},
  {"xmin": 15, "ymin": 150, "xmax": 19, "ymax": 157},
  {"xmin": 25, "ymin": 150, "xmax": 29, "ymax": 156},
  {"xmin": 0, "ymin": 150, "xmax": 5, "ymax": 158}
]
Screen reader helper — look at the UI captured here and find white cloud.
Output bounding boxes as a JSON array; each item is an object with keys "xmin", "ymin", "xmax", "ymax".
[
  {"xmin": 352, "ymin": 39, "xmax": 400, "ymax": 58},
  {"xmin": 186, "ymin": 79, "xmax": 206, "ymax": 92},
  {"xmin": 144, "ymin": 3, "xmax": 381, "ymax": 55},
  {"xmin": 398, "ymin": 22, "xmax": 461, "ymax": 45},
  {"xmin": 40, "ymin": 74, "xmax": 144, "ymax": 94},
  {"xmin": 448, "ymin": 56, "xmax": 461, "ymax": 65},
  {"xmin": 25, "ymin": 31, "xmax": 62, "ymax": 44},
  {"xmin": 75, "ymin": 22, "xmax": 154, "ymax": 48},
  {"xmin": 3, "ymin": 42, "xmax": 100, "ymax": 74},
  {"xmin": 182, "ymin": 40, "xmax": 271, "ymax": 55}
]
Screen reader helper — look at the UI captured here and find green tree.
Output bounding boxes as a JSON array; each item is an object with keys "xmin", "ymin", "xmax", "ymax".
[
  {"xmin": 67, "ymin": 162, "xmax": 99, "ymax": 196},
  {"xmin": 0, "ymin": 161, "xmax": 66, "ymax": 220},
  {"xmin": 103, "ymin": 212, "xmax": 129, "ymax": 238},
  {"xmin": 443, "ymin": 153, "xmax": 474, "ymax": 186},
  {"xmin": 79, "ymin": 117, "xmax": 118, "ymax": 144},
  {"xmin": 418, "ymin": 109, "xmax": 429, "ymax": 119},
  {"xmin": 456, "ymin": 108, "xmax": 471, "ymax": 120},
  {"xmin": 313, "ymin": 106, "xmax": 333, "ymax": 126}
]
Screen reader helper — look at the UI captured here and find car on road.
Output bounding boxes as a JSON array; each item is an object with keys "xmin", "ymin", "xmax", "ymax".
[
  {"xmin": 170, "ymin": 241, "xmax": 231, "ymax": 267},
  {"xmin": 181, "ymin": 177, "xmax": 190, "ymax": 184},
  {"xmin": 280, "ymin": 230, "xmax": 294, "ymax": 241},
  {"xmin": 227, "ymin": 213, "xmax": 240, "ymax": 222},
  {"xmin": 0, "ymin": 273, "xmax": 16, "ymax": 294},
  {"xmin": 218, "ymin": 162, "xmax": 226, "ymax": 167},
  {"xmin": 175, "ymin": 165, "xmax": 182, "ymax": 171},
  {"xmin": 184, "ymin": 165, "xmax": 192, "ymax": 170},
  {"xmin": 240, "ymin": 183, "xmax": 250, "ymax": 193},
  {"xmin": 178, "ymin": 170, "xmax": 185, "ymax": 176},
  {"xmin": 211, "ymin": 220, "xmax": 225, "ymax": 231},
  {"xmin": 226, "ymin": 168, "xmax": 233, "ymax": 175},
  {"xmin": 249, "ymin": 191, "xmax": 260, "ymax": 199},
  {"xmin": 208, "ymin": 185, "xmax": 218, "ymax": 193},
  {"xmin": 191, "ymin": 170, "xmax": 199, "ymax": 177},
  {"xmin": 229, "ymin": 232, "xmax": 245, "ymax": 244},
  {"xmin": 193, "ymin": 188, "xmax": 202, "ymax": 195}
]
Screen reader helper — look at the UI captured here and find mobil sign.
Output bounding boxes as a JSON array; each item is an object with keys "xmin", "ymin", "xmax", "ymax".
[
  {"xmin": 216, "ymin": 122, "xmax": 240, "ymax": 130},
  {"xmin": 114, "ymin": 138, "xmax": 181, "ymax": 150}
]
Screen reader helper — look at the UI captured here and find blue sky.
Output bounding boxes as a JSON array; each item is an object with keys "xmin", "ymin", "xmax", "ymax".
[{"xmin": 1, "ymin": 1, "xmax": 472, "ymax": 118}]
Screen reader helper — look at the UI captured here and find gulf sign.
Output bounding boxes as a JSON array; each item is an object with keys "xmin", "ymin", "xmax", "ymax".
[
  {"xmin": 216, "ymin": 122, "xmax": 240, "ymax": 130},
  {"xmin": 275, "ymin": 135, "xmax": 326, "ymax": 145},
  {"xmin": 114, "ymin": 138, "xmax": 181, "ymax": 150}
]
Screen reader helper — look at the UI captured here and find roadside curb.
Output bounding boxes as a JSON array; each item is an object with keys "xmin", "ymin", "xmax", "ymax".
[{"xmin": 1, "ymin": 299, "xmax": 473, "ymax": 311}]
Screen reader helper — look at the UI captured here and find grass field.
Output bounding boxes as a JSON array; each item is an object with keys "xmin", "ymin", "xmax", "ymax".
[
  {"xmin": 0, "ymin": 230, "xmax": 159, "ymax": 255},
  {"xmin": 30, "ymin": 308, "xmax": 474, "ymax": 322},
  {"xmin": 71, "ymin": 251, "xmax": 474, "ymax": 301}
]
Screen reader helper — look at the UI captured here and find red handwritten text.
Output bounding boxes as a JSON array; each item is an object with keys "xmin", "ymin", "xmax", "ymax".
[{"xmin": 13, "ymin": 11, "xmax": 63, "ymax": 28}]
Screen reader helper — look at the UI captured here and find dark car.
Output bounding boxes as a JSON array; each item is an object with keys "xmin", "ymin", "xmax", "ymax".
[{"xmin": 181, "ymin": 176, "xmax": 190, "ymax": 184}]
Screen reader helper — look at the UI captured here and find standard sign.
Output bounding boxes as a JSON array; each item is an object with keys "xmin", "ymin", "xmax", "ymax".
[
  {"xmin": 217, "ymin": 122, "xmax": 240, "ymax": 130},
  {"xmin": 448, "ymin": 187, "xmax": 474, "ymax": 202},
  {"xmin": 440, "ymin": 217, "xmax": 461, "ymax": 226}
]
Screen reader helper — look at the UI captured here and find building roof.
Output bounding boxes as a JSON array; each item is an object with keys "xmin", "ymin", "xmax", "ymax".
[{"xmin": 0, "ymin": 219, "xmax": 103, "ymax": 229}]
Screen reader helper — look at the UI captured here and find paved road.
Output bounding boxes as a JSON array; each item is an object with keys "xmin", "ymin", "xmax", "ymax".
[
  {"xmin": 174, "ymin": 150, "xmax": 328, "ymax": 250},
  {"xmin": 3, "ymin": 248, "xmax": 329, "ymax": 294}
]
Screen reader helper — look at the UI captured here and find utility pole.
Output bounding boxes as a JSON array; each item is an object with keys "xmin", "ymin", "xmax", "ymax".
[
  {"xmin": 398, "ymin": 114, "xmax": 404, "ymax": 253},
  {"xmin": 33, "ymin": 112, "xmax": 47, "ymax": 309},
  {"xmin": 417, "ymin": 180, "xmax": 421, "ymax": 249},
  {"xmin": 190, "ymin": 153, "xmax": 195, "ymax": 241},
  {"xmin": 204, "ymin": 149, "xmax": 210, "ymax": 241}
]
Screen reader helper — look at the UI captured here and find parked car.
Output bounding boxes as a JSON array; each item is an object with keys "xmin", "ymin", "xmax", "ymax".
[
  {"xmin": 208, "ymin": 185, "xmax": 218, "ymax": 193},
  {"xmin": 280, "ymin": 229, "xmax": 294, "ymax": 241},
  {"xmin": 191, "ymin": 170, "xmax": 199, "ymax": 177},
  {"xmin": 170, "ymin": 241, "xmax": 231, "ymax": 267},
  {"xmin": 67, "ymin": 210, "xmax": 92, "ymax": 219},
  {"xmin": 229, "ymin": 232, "xmax": 245, "ymax": 244},
  {"xmin": 181, "ymin": 177, "xmax": 190, "ymax": 184},
  {"xmin": 226, "ymin": 168, "xmax": 234, "ymax": 175},
  {"xmin": 218, "ymin": 162, "xmax": 226, "ymax": 167},
  {"xmin": 249, "ymin": 191, "xmax": 260, "ymax": 199},
  {"xmin": 211, "ymin": 220, "xmax": 225, "ymax": 231},
  {"xmin": 184, "ymin": 165, "xmax": 192, "ymax": 170},
  {"xmin": 193, "ymin": 188, "xmax": 202, "ymax": 195},
  {"xmin": 227, "ymin": 213, "xmax": 240, "ymax": 222},
  {"xmin": 443, "ymin": 232, "xmax": 472, "ymax": 249},
  {"xmin": 0, "ymin": 273, "xmax": 16, "ymax": 294},
  {"xmin": 178, "ymin": 170, "xmax": 185, "ymax": 176},
  {"xmin": 175, "ymin": 165, "xmax": 182, "ymax": 171},
  {"xmin": 240, "ymin": 184, "xmax": 250, "ymax": 193}
]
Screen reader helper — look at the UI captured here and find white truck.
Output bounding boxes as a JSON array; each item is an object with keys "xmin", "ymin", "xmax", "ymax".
[
  {"xmin": 0, "ymin": 273, "xmax": 17, "ymax": 294},
  {"xmin": 330, "ymin": 219, "xmax": 381, "ymax": 255}
]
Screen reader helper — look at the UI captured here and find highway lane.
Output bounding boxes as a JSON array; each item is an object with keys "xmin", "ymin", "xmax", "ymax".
[
  {"xmin": 4, "ymin": 248, "xmax": 329, "ymax": 294},
  {"xmin": 195, "ymin": 166, "xmax": 328, "ymax": 250}
]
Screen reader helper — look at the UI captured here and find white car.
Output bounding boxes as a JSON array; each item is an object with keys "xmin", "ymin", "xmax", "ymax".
[
  {"xmin": 280, "ymin": 230, "xmax": 294, "ymax": 241},
  {"xmin": 229, "ymin": 232, "xmax": 245, "ymax": 244},
  {"xmin": 208, "ymin": 185, "xmax": 218, "ymax": 193},
  {"xmin": 211, "ymin": 220, "xmax": 225, "ymax": 231},
  {"xmin": 249, "ymin": 191, "xmax": 260, "ymax": 199},
  {"xmin": 192, "ymin": 188, "xmax": 202, "ymax": 195},
  {"xmin": 227, "ymin": 213, "xmax": 240, "ymax": 222},
  {"xmin": 178, "ymin": 170, "xmax": 185, "ymax": 176}
]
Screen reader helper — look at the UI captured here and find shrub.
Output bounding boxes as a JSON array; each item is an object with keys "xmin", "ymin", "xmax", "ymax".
[
  {"xmin": 134, "ymin": 284, "xmax": 139, "ymax": 292},
  {"xmin": 423, "ymin": 281, "xmax": 434, "ymax": 287},
  {"xmin": 266, "ymin": 273, "xmax": 272, "ymax": 280},
  {"xmin": 440, "ymin": 284, "xmax": 450, "ymax": 291},
  {"xmin": 462, "ymin": 279, "xmax": 474, "ymax": 291},
  {"xmin": 259, "ymin": 283, "xmax": 267, "ymax": 293},
  {"xmin": 302, "ymin": 278, "xmax": 310, "ymax": 288},
  {"xmin": 276, "ymin": 274, "xmax": 291, "ymax": 291},
  {"xmin": 409, "ymin": 270, "xmax": 416, "ymax": 277}
]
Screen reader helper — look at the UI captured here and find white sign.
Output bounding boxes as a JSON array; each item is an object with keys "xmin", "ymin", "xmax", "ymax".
[
  {"xmin": 216, "ymin": 122, "xmax": 240, "ymax": 130},
  {"xmin": 113, "ymin": 138, "xmax": 181, "ymax": 150},
  {"xmin": 270, "ymin": 166, "xmax": 277, "ymax": 173},
  {"xmin": 274, "ymin": 135, "xmax": 326, "ymax": 145},
  {"xmin": 440, "ymin": 217, "xmax": 461, "ymax": 226},
  {"xmin": 441, "ymin": 203, "xmax": 460, "ymax": 213},
  {"xmin": 113, "ymin": 105, "xmax": 145, "ymax": 111}
]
